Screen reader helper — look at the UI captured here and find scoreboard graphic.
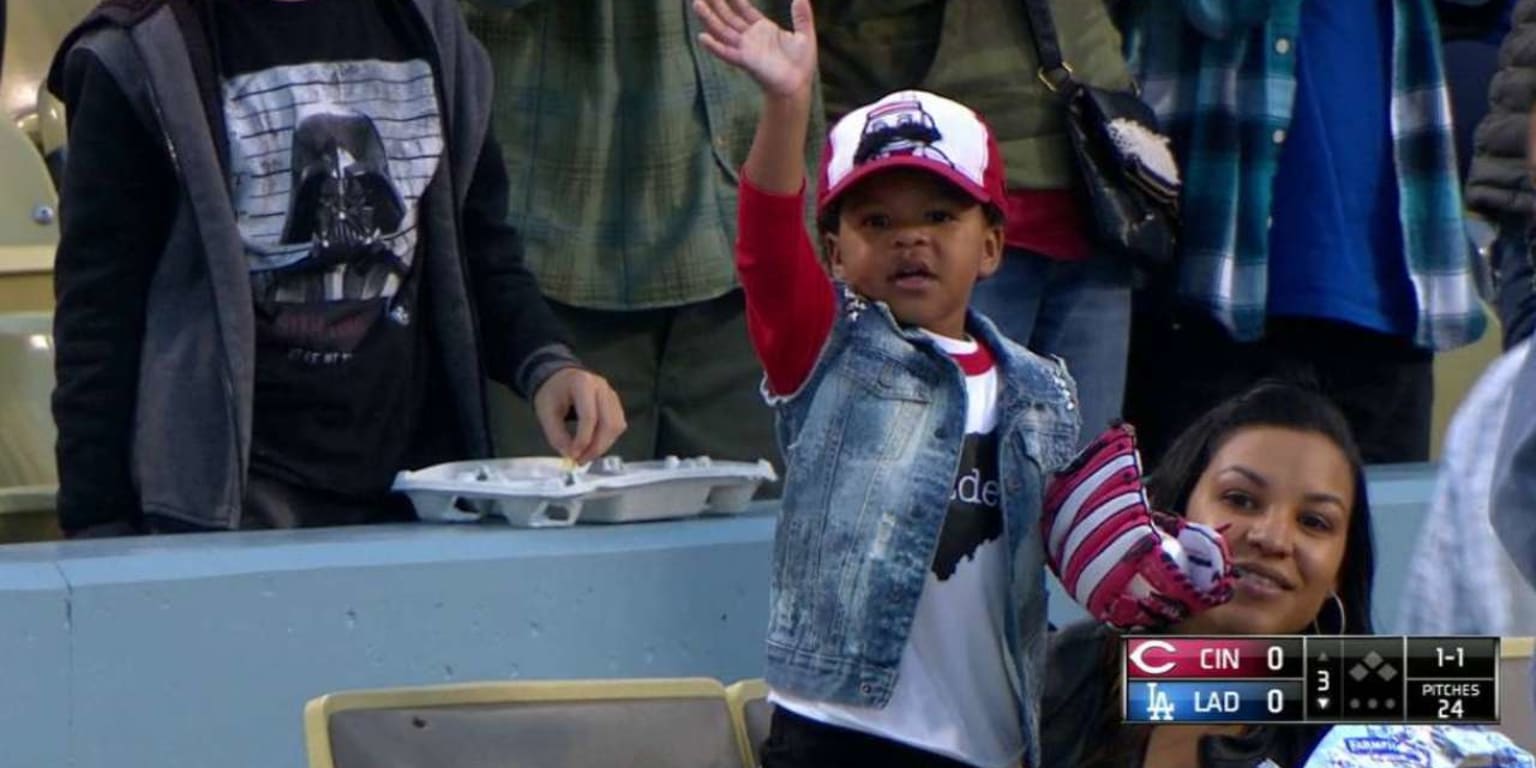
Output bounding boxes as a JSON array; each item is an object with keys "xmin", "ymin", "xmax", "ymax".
[{"xmin": 1122, "ymin": 637, "xmax": 1500, "ymax": 725}]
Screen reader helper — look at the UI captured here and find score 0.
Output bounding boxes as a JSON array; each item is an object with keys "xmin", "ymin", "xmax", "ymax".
[{"xmin": 1259, "ymin": 637, "xmax": 1304, "ymax": 677}]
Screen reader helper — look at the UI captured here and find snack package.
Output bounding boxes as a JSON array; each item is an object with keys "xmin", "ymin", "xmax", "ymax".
[{"xmin": 1303, "ymin": 724, "xmax": 1535, "ymax": 767}]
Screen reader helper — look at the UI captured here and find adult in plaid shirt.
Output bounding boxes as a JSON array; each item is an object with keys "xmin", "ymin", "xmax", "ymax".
[
  {"xmin": 461, "ymin": 0, "xmax": 818, "ymax": 479},
  {"xmin": 1116, "ymin": 0, "xmax": 1490, "ymax": 465}
]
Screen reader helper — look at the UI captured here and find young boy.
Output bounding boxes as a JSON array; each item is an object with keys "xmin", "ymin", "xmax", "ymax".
[
  {"xmin": 46, "ymin": 0, "xmax": 625, "ymax": 536},
  {"xmin": 696, "ymin": 1, "xmax": 1233, "ymax": 765}
]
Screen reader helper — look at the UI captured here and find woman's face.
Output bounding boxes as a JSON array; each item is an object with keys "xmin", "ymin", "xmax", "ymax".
[{"xmin": 1174, "ymin": 427, "xmax": 1355, "ymax": 636}]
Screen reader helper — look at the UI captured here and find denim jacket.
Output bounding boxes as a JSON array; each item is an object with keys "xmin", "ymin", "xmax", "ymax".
[{"xmin": 763, "ymin": 285, "xmax": 1081, "ymax": 767}]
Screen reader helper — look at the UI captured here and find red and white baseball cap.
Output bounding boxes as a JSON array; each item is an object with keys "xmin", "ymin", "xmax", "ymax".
[{"xmin": 818, "ymin": 90, "xmax": 1007, "ymax": 217}]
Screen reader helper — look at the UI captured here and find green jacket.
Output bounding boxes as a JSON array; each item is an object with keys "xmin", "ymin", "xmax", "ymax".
[{"xmin": 817, "ymin": 0, "xmax": 1131, "ymax": 190}]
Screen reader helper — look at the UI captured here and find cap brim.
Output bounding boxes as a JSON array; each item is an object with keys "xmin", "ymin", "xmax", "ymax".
[{"xmin": 819, "ymin": 156, "xmax": 993, "ymax": 216}]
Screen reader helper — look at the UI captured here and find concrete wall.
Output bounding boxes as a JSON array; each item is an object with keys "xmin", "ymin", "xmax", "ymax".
[
  {"xmin": 0, "ymin": 515, "xmax": 777, "ymax": 768},
  {"xmin": 0, "ymin": 465, "xmax": 1507, "ymax": 768}
]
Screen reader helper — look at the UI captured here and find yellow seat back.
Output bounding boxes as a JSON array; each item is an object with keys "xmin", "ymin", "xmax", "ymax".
[
  {"xmin": 0, "ymin": 311, "xmax": 54, "ymax": 487},
  {"xmin": 305, "ymin": 677, "xmax": 747, "ymax": 768},
  {"xmin": 726, "ymin": 679, "xmax": 771, "ymax": 767}
]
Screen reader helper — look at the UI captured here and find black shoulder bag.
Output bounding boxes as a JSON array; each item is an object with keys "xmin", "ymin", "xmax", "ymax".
[{"xmin": 1021, "ymin": 0, "xmax": 1181, "ymax": 269}]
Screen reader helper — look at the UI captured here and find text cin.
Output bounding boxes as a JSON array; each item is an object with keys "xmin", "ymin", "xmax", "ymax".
[{"xmin": 1200, "ymin": 648, "xmax": 1241, "ymax": 670}]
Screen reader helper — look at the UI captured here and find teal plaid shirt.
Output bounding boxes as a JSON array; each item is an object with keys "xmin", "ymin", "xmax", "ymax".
[{"xmin": 1118, "ymin": 0, "xmax": 1486, "ymax": 350}]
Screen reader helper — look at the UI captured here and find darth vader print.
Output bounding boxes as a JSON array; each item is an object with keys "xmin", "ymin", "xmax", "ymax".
[
  {"xmin": 223, "ymin": 59, "xmax": 443, "ymax": 363},
  {"xmin": 281, "ymin": 109, "xmax": 406, "ymax": 263}
]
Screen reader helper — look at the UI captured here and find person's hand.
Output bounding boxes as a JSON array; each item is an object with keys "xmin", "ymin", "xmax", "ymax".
[
  {"xmin": 1041, "ymin": 423, "xmax": 1235, "ymax": 631},
  {"xmin": 694, "ymin": 0, "xmax": 817, "ymax": 100},
  {"xmin": 531, "ymin": 368, "xmax": 626, "ymax": 464}
]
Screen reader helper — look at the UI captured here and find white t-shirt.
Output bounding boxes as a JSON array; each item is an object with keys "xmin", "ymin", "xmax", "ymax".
[{"xmin": 772, "ymin": 332, "xmax": 1022, "ymax": 768}]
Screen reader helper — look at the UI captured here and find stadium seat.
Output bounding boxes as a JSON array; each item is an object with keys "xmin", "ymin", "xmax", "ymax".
[
  {"xmin": 0, "ymin": 116, "xmax": 56, "ymax": 266},
  {"xmin": 0, "ymin": 311, "xmax": 57, "ymax": 542},
  {"xmin": 2, "ymin": 0, "xmax": 96, "ymax": 134},
  {"xmin": 726, "ymin": 679, "xmax": 771, "ymax": 767},
  {"xmin": 0, "ymin": 0, "xmax": 93, "ymax": 313},
  {"xmin": 304, "ymin": 677, "xmax": 747, "ymax": 768},
  {"xmin": 35, "ymin": 83, "xmax": 65, "ymax": 185}
]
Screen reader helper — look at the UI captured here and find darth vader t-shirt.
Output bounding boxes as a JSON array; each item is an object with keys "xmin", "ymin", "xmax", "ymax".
[{"xmin": 213, "ymin": 0, "xmax": 440, "ymax": 498}]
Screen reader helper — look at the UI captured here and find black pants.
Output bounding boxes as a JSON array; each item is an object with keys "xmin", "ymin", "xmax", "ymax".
[
  {"xmin": 761, "ymin": 707, "xmax": 981, "ymax": 768},
  {"xmin": 143, "ymin": 471, "xmax": 416, "ymax": 533},
  {"xmin": 238, "ymin": 471, "xmax": 415, "ymax": 529},
  {"xmin": 1124, "ymin": 310, "xmax": 1433, "ymax": 467}
]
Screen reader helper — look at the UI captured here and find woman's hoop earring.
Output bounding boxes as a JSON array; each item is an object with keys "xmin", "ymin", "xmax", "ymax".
[{"xmin": 1311, "ymin": 592, "xmax": 1347, "ymax": 635}]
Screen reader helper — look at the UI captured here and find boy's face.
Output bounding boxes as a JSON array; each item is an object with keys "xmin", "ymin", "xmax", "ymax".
[{"xmin": 824, "ymin": 168, "xmax": 1003, "ymax": 339}]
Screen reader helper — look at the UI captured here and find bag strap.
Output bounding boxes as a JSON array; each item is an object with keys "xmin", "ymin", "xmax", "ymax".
[{"xmin": 1019, "ymin": 0, "xmax": 1075, "ymax": 93}]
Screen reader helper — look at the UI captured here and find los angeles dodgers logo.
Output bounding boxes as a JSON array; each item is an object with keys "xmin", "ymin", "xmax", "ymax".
[{"xmin": 1145, "ymin": 682, "xmax": 1176, "ymax": 722}]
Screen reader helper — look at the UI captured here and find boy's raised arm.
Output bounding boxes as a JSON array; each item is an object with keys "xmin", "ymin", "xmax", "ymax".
[{"xmin": 695, "ymin": 0, "xmax": 832, "ymax": 396}]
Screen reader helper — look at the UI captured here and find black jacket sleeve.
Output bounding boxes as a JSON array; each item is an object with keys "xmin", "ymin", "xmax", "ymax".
[
  {"xmin": 460, "ymin": 130, "xmax": 580, "ymax": 399},
  {"xmin": 51, "ymin": 51, "xmax": 177, "ymax": 535}
]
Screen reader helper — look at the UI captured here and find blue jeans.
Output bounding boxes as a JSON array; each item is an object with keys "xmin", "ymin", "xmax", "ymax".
[{"xmin": 969, "ymin": 249, "xmax": 1132, "ymax": 446}]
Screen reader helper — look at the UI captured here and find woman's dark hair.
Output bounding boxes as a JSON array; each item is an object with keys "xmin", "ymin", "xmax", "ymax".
[{"xmin": 1145, "ymin": 381, "xmax": 1375, "ymax": 635}]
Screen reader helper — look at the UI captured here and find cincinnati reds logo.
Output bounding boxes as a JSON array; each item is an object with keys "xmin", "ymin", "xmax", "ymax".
[{"xmin": 1128, "ymin": 639, "xmax": 1178, "ymax": 676}]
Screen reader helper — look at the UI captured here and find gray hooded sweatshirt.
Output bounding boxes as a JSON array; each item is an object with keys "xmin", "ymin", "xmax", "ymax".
[{"xmin": 47, "ymin": 0, "xmax": 577, "ymax": 532}]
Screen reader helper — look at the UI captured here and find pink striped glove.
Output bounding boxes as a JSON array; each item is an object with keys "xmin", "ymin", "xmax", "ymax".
[{"xmin": 1041, "ymin": 423, "xmax": 1235, "ymax": 630}]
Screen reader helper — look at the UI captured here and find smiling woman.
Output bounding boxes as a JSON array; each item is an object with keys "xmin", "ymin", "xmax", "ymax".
[
  {"xmin": 1041, "ymin": 382, "xmax": 1377, "ymax": 768},
  {"xmin": 1145, "ymin": 385, "xmax": 1376, "ymax": 639}
]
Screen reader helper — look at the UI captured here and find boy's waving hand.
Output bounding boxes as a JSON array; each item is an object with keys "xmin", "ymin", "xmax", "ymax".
[
  {"xmin": 695, "ymin": 0, "xmax": 817, "ymax": 98},
  {"xmin": 693, "ymin": 0, "xmax": 816, "ymax": 195}
]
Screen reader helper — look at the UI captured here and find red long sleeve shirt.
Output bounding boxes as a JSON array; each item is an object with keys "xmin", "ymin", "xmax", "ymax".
[{"xmin": 736, "ymin": 179, "xmax": 837, "ymax": 396}]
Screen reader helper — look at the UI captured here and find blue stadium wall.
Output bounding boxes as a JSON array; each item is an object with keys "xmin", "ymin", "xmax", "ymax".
[{"xmin": 0, "ymin": 465, "xmax": 1449, "ymax": 767}]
